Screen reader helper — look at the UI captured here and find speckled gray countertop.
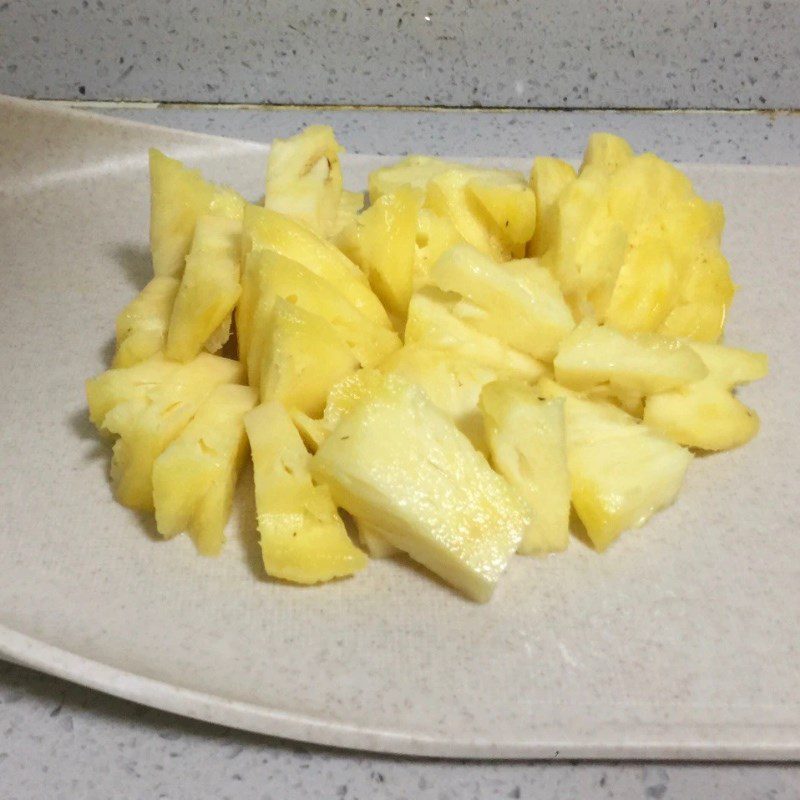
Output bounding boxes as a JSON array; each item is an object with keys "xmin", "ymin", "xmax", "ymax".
[{"xmin": 2, "ymin": 103, "xmax": 799, "ymax": 800}]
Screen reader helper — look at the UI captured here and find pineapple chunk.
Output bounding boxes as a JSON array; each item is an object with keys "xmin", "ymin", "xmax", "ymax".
[
  {"xmin": 259, "ymin": 298, "xmax": 359, "ymax": 417},
  {"xmin": 643, "ymin": 342, "xmax": 768, "ymax": 451},
  {"xmin": 152, "ymin": 383, "xmax": 257, "ymax": 554},
  {"xmin": 466, "ymin": 175, "xmax": 537, "ymax": 257},
  {"xmin": 428, "ymin": 245, "xmax": 575, "ymax": 361},
  {"xmin": 86, "ymin": 354, "xmax": 180, "ymax": 430},
  {"xmin": 245, "ymin": 401, "xmax": 367, "ymax": 584},
  {"xmin": 312, "ymin": 376, "xmax": 530, "ymax": 602},
  {"xmin": 149, "ymin": 149, "xmax": 244, "ymax": 278},
  {"xmin": 405, "ymin": 287, "xmax": 545, "ymax": 380},
  {"xmin": 101, "ymin": 354, "xmax": 244, "ymax": 510},
  {"xmin": 290, "ymin": 409, "xmax": 329, "ymax": 453},
  {"xmin": 369, "ymin": 155, "xmax": 475, "ymax": 200},
  {"xmin": 580, "ymin": 132, "xmax": 634, "ymax": 174},
  {"xmin": 240, "ymin": 204, "xmax": 391, "ymax": 333},
  {"xmin": 264, "ymin": 125, "xmax": 344, "ymax": 237},
  {"xmin": 528, "ymin": 156, "xmax": 577, "ymax": 257},
  {"xmin": 538, "ymin": 378, "xmax": 692, "ymax": 551},
  {"xmin": 425, "ymin": 169, "xmax": 526, "ymax": 262},
  {"xmin": 413, "ymin": 208, "xmax": 465, "ymax": 289},
  {"xmin": 113, "ymin": 276, "xmax": 180, "ymax": 368},
  {"xmin": 554, "ymin": 320, "xmax": 708, "ymax": 397},
  {"xmin": 381, "ymin": 344, "xmax": 508, "ymax": 452},
  {"xmin": 355, "ymin": 518, "xmax": 400, "ymax": 559},
  {"xmin": 322, "ymin": 368, "xmax": 385, "ymax": 431},
  {"xmin": 331, "ymin": 189, "xmax": 365, "ymax": 239},
  {"xmin": 480, "ymin": 381, "xmax": 570, "ymax": 554},
  {"xmin": 166, "ymin": 215, "xmax": 242, "ymax": 362},
  {"xmin": 338, "ymin": 185, "xmax": 423, "ymax": 320},
  {"xmin": 245, "ymin": 250, "xmax": 400, "ymax": 389}
]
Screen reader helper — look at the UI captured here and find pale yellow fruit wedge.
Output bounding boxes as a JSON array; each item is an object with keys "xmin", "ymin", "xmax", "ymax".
[
  {"xmin": 86, "ymin": 354, "xmax": 180, "ymax": 430},
  {"xmin": 264, "ymin": 125, "xmax": 343, "ymax": 237},
  {"xmin": 259, "ymin": 297, "xmax": 359, "ymax": 417},
  {"xmin": 113, "ymin": 276, "xmax": 180, "ymax": 368},
  {"xmin": 245, "ymin": 250, "xmax": 400, "ymax": 389},
  {"xmin": 413, "ymin": 209, "xmax": 465, "ymax": 289},
  {"xmin": 290, "ymin": 409, "xmax": 330, "ymax": 453},
  {"xmin": 338, "ymin": 186, "xmax": 423, "ymax": 319},
  {"xmin": 322, "ymin": 369, "xmax": 385, "ymax": 432},
  {"xmin": 355, "ymin": 518, "xmax": 400, "ymax": 559},
  {"xmin": 166, "ymin": 215, "xmax": 242, "ymax": 362},
  {"xmin": 245, "ymin": 401, "xmax": 367, "ymax": 584},
  {"xmin": 102, "ymin": 354, "xmax": 244, "ymax": 511},
  {"xmin": 152, "ymin": 383, "xmax": 257, "ymax": 554},
  {"xmin": 312, "ymin": 376, "xmax": 530, "ymax": 602},
  {"xmin": 149, "ymin": 149, "xmax": 244, "ymax": 278},
  {"xmin": 554, "ymin": 320, "xmax": 708, "ymax": 398},
  {"xmin": 580, "ymin": 132, "xmax": 634, "ymax": 175},
  {"xmin": 480, "ymin": 380, "xmax": 570, "ymax": 554},
  {"xmin": 466, "ymin": 175, "xmax": 537, "ymax": 257},
  {"xmin": 240, "ymin": 204, "xmax": 390, "ymax": 332},
  {"xmin": 528, "ymin": 156, "xmax": 577, "ymax": 257},
  {"xmin": 538, "ymin": 377, "xmax": 691, "ymax": 551},
  {"xmin": 381, "ymin": 344, "xmax": 510, "ymax": 452},
  {"xmin": 405, "ymin": 287, "xmax": 545, "ymax": 380},
  {"xmin": 644, "ymin": 342, "xmax": 768, "ymax": 451},
  {"xmin": 428, "ymin": 245, "xmax": 575, "ymax": 361},
  {"xmin": 330, "ymin": 190, "xmax": 365, "ymax": 239}
]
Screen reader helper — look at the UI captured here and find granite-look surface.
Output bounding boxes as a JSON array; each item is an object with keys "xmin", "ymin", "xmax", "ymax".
[
  {"xmin": 2, "ymin": 1, "xmax": 799, "ymax": 109},
  {"xmin": 2, "ymin": 662, "xmax": 799, "ymax": 800},
  {"xmin": 94, "ymin": 105, "xmax": 800, "ymax": 165}
]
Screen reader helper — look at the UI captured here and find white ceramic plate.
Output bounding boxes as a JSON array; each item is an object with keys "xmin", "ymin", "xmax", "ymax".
[{"xmin": 1, "ymin": 96, "xmax": 798, "ymax": 760}]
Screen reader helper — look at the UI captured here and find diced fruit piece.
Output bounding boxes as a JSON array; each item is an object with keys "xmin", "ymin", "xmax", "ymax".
[
  {"xmin": 338, "ymin": 186, "xmax": 423, "ymax": 319},
  {"xmin": 643, "ymin": 342, "xmax": 768, "ymax": 451},
  {"xmin": 331, "ymin": 190, "xmax": 365, "ymax": 238},
  {"xmin": 152, "ymin": 384, "xmax": 257, "ymax": 554},
  {"xmin": 259, "ymin": 297, "xmax": 359, "ymax": 417},
  {"xmin": 538, "ymin": 377, "xmax": 692, "ymax": 551},
  {"xmin": 290, "ymin": 409, "xmax": 329, "ymax": 453},
  {"xmin": 405, "ymin": 287, "xmax": 545, "ymax": 380},
  {"xmin": 245, "ymin": 250, "xmax": 400, "ymax": 389},
  {"xmin": 554, "ymin": 320, "xmax": 708, "ymax": 397},
  {"xmin": 425, "ymin": 169, "xmax": 527, "ymax": 261},
  {"xmin": 312, "ymin": 376, "xmax": 530, "ymax": 602},
  {"xmin": 101, "ymin": 354, "xmax": 244, "ymax": 510},
  {"xmin": 381, "ymin": 344, "xmax": 509, "ymax": 452},
  {"xmin": 428, "ymin": 245, "xmax": 574, "ymax": 361},
  {"xmin": 240, "ymin": 204, "xmax": 391, "ymax": 331},
  {"xmin": 413, "ymin": 209, "xmax": 465, "ymax": 289},
  {"xmin": 528, "ymin": 156, "xmax": 577, "ymax": 257},
  {"xmin": 149, "ymin": 149, "xmax": 244, "ymax": 278},
  {"xmin": 355, "ymin": 518, "xmax": 400, "ymax": 559},
  {"xmin": 203, "ymin": 316, "xmax": 232, "ymax": 355},
  {"xmin": 466, "ymin": 175, "xmax": 537, "ymax": 257},
  {"xmin": 86, "ymin": 354, "xmax": 180, "ymax": 430},
  {"xmin": 264, "ymin": 125, "xmax": 344, "ymax": 237},
  {"xmin": 245, "ymin": 401, "xmax": 367, "ymax": 584},
  {"xmin": 113, "ymin": 276, "xmax": 180, "ymax": 368},
  {"xmin": 166, "ymin": 215, "xmax": 242, "ymax": 362},
  {"xmin": 480, "ymin": 381, "xmax": 570, "ymax": 554},
  {"xmin": 580, "ymin": 132, "xmax": 634, "ymax": 174}
]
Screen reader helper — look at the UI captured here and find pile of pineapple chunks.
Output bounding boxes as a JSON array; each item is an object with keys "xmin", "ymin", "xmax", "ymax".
[{"xmin": 86, "ymin": 127, "xmax": 767, "ymax": 602}]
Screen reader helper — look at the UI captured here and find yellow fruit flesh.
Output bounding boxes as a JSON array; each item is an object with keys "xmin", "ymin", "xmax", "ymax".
[
  {"xmin": 113, "ymin": 276, "xmax": 180, "ymax": 368},
  {"xmin": 259, "ymin": 297, "xmax": 359, "ymax": 417},
  {"xmin": 245, "ymin": 250, "xmax": 400, "ymax": 390},
  {"xmin": 355, "ymin": 518, "xmax": 400, "ymax": 558},
  {"xmin": 166, "ymin": 215, "xmax": 242, "ymax": 362},
  {"xmin": 152, "ymin": 383, "xmax": 257, "ymax": 554},
  {"xmin": 643, "ymin": 342, "xmax": 768, "ymax": 451},
  {"xmin": 405, "ymin": 287, "xmax": 545, "ymax": 380},
  {"xmin": 580, "ymin": 132, "xmax": 634, "ymax": 174},
  {"xmin": 101, "ymin": 354, "xmax": 244, "ymax": 510},
  {"xmin": 538, "ymin": 378, "xmax": 692, "ymax": 551},
  {"xmin": 466, "ymin": 176, "xmax": 537, "ymax": 257},
  {"xmin": 149, "ymin": 149, "xmax": 244, "ymax": 278},
  {"xmin": 245, "ymin": 401, "xmax": 367, "ymax": 584},
  {"xmin": 312, "ymin": 376, "xmax": 530, "ymax": 602},
  {"xmin": 264, "ymin": 125, "xmax": 344, "ymax": 237},
  {"xmin": 528, "ymin": 156, "xmax": 577, "ymax": 257},
  {"xmin": 413, "ymin": 209, "xmax": 465, "ymax": 290},
  {"xmin": 554, "ymin": 320, "xmax": 708, "ymax": 397},
  {"xmin": 240, "ymin": 204, "xmax": 391, "ymax": 331},
  {"xmin": 480, "ymin": 381, "xmax": 570, "ymax": 554},
  {"xmin": 429, "ymin": 245, "xmax": 575, "ymax": 361}
]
